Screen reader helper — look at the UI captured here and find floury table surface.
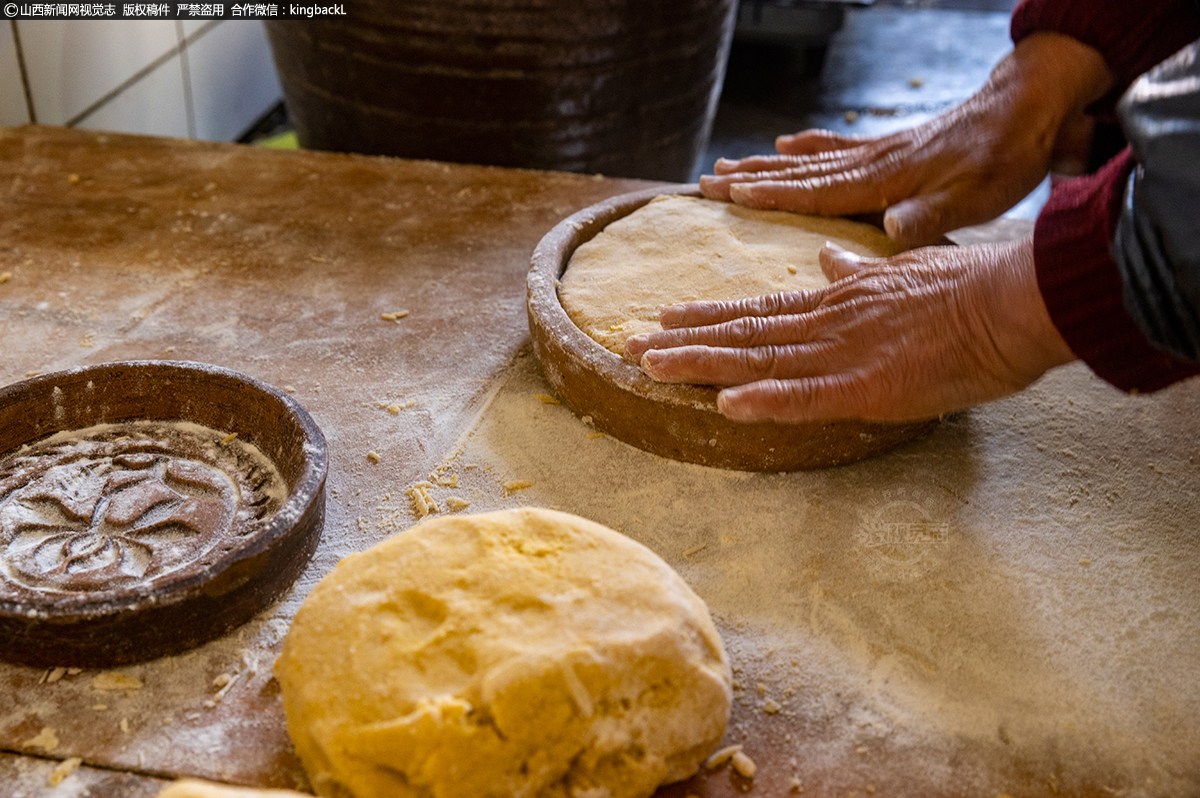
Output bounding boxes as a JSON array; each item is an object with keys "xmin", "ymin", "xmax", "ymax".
[{"xmin": 1, "ymin": 125, "xmax": 1198, "ymax": 798}]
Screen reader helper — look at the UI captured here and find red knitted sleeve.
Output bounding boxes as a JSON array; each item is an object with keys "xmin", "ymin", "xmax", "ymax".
[
  {"xmin": 1018, "ymin": 0, "xmax": 1200, "ymax": 390},
  {"xmin": 1011, "ymin": 0, "xmax": 1200, "ymax": 115},
  {"xmin": 1033, "ymin": 149, "xmax": 1200, "ymax": 392}
]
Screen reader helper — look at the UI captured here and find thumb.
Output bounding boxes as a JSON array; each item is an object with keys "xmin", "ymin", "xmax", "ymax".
[
  {"xmin": 882, "ymin": 195, "xmax": 947, "ymax": 247},
  {"xmin": 819, "ymin": 241, "xmax": 869, "ymax": 282}
]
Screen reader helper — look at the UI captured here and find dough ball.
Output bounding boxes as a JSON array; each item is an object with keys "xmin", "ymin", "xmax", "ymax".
[
  {"xmin": 559, "ymin": 195, "xmax": 901, "ymax": 355},
  {"xmin": 276, "ymin": 508, "xmax": 732, "ymax": 798}
]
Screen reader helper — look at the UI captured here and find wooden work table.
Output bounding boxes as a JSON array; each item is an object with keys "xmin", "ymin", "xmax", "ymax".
[{"xmin": 1, "ymin": 125, "xmax": 1198, "ymax": 798}]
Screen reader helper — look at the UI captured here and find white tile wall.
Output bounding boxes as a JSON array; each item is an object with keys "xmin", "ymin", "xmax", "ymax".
[
  {"xmin": 186, "ymin": 22, "xmax": 282, "ymax": 141},
  {"xmin": 5, "ymin": 19, "xmax": 280, "ymax": 141},
  {"xmin": 180, "ymin": 19, "xmax": 216, "ymax": 39},
  {"xmin": 18, "ymin": 20, "xmax": 180, "ymax": 125},
  {"xmin": 0, "ymin": 23, "xmax": 30, "ymax": 127},
  {"xmin": 76, "ymin": 53, "xmax": 191, "ymax": 140}
]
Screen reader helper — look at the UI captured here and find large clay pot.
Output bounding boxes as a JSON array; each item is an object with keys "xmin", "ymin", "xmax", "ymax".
[{"xmin": 265, "ymin": 0, "xmax": 736, "ymax": 181}]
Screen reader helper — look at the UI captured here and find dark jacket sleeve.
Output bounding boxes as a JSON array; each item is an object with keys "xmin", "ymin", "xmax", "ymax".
[
  {"xmin": 1112, "ymin": 41, "xmax": 1200, "ymax": 363},
  {"xmin": 1032, "ymin": 151, "xmax": 1199, "ymax": 391}
]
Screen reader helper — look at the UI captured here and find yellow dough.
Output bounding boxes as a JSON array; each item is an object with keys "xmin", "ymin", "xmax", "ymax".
[
  {"xmin": 559, "ymin": 195, "xmax": 901, "ymax": 355},
  {"xmin": 275, "ymin": 508, "xmax": 732, "ymax": 798}
]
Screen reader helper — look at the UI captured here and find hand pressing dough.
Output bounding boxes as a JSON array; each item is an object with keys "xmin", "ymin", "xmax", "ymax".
[
  {"xmin": 276, "ymin": 507, "xmax": 732, "ymax": 798},
  {"xmin": 558, "ymin": 195, "xmax": 901, "ymax": 355}
]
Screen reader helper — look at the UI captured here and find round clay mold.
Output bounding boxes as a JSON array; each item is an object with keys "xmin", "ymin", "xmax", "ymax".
[
  {"xmin": 0, "ymin": 361, "xmax": 327, "ymax": 667},
  {"xmin": 527, "ymin": 184, "xmax": 937, "ymax": 472}
]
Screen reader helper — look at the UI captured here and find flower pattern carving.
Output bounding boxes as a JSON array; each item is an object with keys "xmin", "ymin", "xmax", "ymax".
[{"xmin": 0, "ymin": 423, "xmax": 283, "ymax": 596}]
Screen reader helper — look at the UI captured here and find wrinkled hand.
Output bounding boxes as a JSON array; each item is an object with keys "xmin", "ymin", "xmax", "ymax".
[
  {"xmin": 624, "ymin": 238, "xmax": 1076, "ymax": 423},
  {"xmin": 699, "ymin": 32, "xmax": 1113, "ymax": 247}
]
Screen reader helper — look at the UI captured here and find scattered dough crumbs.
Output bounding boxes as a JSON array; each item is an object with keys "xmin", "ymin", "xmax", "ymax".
[
  {"xmin": 763, "ymin": 698, "xmax": 782, "ymax": 714},
  {"xmin": 204, "ymin": 672, "xmax": 241, "ymax": 708},
  {"xmin": 705, "ymin": 743, "xmax": 743, "ymax": 769},
  {"xmin": 220, "ymin": 432, "xmax": 239, "ymax": 444},
  {"xmin": 79, "ymin": 331, "xmax": 95, "ymax": 348},
  {"xmin": 92, "ymin": 672, "xmax": 143, "ymax": 691},
  {"xmin": 367, "ymin": 451, "xmax": 382, "ymax": 464},
  {"xmin": 504, "ymin": 480, "xmax": 534, "ymax": 494},
  {"xmin": 731, "ymin": 750, "xmax": 757, "ymax": 779},
  {"xmin": 407, "ymin": 482, "xmax": 439, "ymax": 517},
  {"xmin": 381, "ymin": 310, "xmax": 410, "ymax": 321},
  {"xmin": 683, "ymin": 543, "xmax": 708, "ymax": 557},
  {"xmin": 23, "ymin": 727, "xmax": 59, "ymax": 752},
  {"xmin": 0, "ymin": 272, "xmax": 11, "ymax": 283},
  {"xmin": 378, "ymin": 399, "xmax": 416, "ymax": 414},
  {"xmin": 535, "ymin": 394, "xmax": 561, "ymax": 404},
  {"xmin": 47, "ymin": 757, "xmax": 83, "ymax": 787},
  {"xmin": 446, "ymin": 497, "xmax": 471, "ymax": 511}
]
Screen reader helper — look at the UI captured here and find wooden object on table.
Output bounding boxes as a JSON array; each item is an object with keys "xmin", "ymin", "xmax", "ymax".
[
  {"xmin": 0, "ymin": 361, "xmax": 327, "ymax": 669},
  {"xmin": 0, "ymin": 124, "xmax": 652, "ymax": 792},
  {"xmin": 265, "ymin": 0, "xmax": 736, "ymax": 181},
  {"xmin": 528, "ymin": 183, "xmax": 937, "ymax": 470},
  {"xmin": 2, "ymin": 125, "xmax": 1199, "ymax": 798}
]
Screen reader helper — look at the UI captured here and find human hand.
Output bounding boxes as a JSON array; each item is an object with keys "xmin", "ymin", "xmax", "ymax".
[
  {"xmin": 699, "ymin": 32, "xmax": 1113, "ymax": 247},
  {"xmin": 623, "ymin": 237, "xmax": 1076, "ymax": 423}
]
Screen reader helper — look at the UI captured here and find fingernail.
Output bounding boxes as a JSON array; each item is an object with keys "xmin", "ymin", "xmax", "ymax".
[
  {"xmin": 640, "ymin": 350, "xmax": 666, "ymax": 380},
  {"xmin": 716, "ymin": 388, "xmax": 752, "ymax": 421},
  {"xmin": 624, "ymin": 334, "xmax": 648, "ymax": 361},
  {"xmin": 882, "ymin": 207, "xmax": 908, "ymax": 240},
  {"xmin": 824, "ymin": 240, "xmax": 856, "ymax": 258},
  {"xmin": 728, "ymin": 184, "xmax": 754, "ymax": 201},
  {"xmin": 659, "ymin": 305, "xmax": 685, "ymax": 327}
]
